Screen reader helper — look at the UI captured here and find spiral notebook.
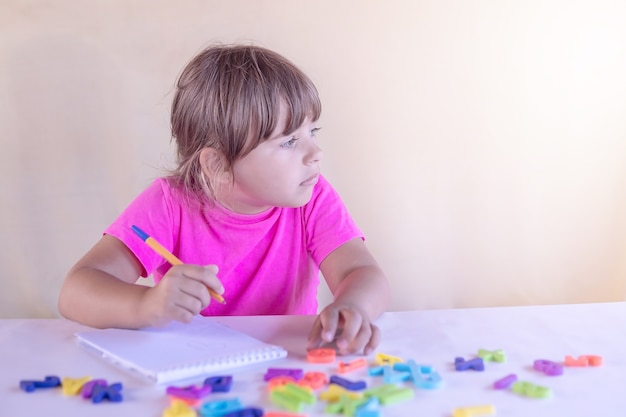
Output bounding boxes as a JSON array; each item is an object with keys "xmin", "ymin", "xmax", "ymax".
[{"xmin": 75, "ymin": 317, "xmax": 288, "ymax": 384}]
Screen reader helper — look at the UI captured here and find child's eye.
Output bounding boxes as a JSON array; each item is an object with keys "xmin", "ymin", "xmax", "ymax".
[
  {"xmin": 311, "ymin": 127, "xmax": 321, "ymax": 137},
  {"xmin": 280, "ymin": 137, "xmax": 298, "ymax": 149}
]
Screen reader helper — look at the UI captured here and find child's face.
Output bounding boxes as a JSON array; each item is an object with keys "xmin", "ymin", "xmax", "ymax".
[{"xmin": 225, "ymin": 107, "xmax": 323, "ymax": 214}]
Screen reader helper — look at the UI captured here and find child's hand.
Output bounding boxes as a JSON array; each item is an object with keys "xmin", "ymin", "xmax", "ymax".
[
  {"xmin": 139, "ymin": 264, "xmax": 223, "ymax": 327},
  {"xmin": 307, "ymin": 303, "xmax": 381, "ymax": 355}
]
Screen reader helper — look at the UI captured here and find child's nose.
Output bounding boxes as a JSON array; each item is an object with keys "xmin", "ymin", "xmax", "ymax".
[{"xmin": 305, "ymin": 141, "xmax": 323, "ymax": 165}]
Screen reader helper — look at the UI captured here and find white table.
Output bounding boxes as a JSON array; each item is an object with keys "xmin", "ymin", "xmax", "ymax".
[{"xmin": 2, "ymin": 302, "xmax": 625, "ymax": 416}]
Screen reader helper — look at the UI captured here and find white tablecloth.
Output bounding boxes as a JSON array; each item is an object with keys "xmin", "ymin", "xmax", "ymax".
[{"xmin": 2, "ymin": 302, "xmax": 625, "ymax": 416}]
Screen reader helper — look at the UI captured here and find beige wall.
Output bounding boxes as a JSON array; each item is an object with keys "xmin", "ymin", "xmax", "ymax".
[{"xmin": 2, "ymin": 0, "xmax": 625, "ymax": 318}]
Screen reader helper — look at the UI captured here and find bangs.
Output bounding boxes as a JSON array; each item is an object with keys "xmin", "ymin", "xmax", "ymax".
[{"xmin": 238, "ymin": 48, "xmax": 322, "ymax": 155}]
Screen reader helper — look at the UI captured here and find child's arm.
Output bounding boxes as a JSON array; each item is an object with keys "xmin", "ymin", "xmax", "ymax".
[
  {"xmin": 308, "ymin": 237, "xmax": 390, "ymax": 355},
  {"xmin": 58, "ymin": 235, "xmax": 223, "ymax": 329}
]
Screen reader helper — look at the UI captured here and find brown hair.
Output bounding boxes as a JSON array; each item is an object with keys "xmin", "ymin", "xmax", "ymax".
[{"xmin": 168, "ymin": 43, "xmax": 322, "ymax": 204}]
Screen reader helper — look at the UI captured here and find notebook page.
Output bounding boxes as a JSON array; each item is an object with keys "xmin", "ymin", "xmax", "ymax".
[{"xmin": 75, "ymin": 316, "xmax": 287, "ymax": 383}]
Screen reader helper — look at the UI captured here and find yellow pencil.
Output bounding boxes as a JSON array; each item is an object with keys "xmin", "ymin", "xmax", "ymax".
[{"xmin": 131, "ymin": 225, "xmax": 225, "ymax": 304}]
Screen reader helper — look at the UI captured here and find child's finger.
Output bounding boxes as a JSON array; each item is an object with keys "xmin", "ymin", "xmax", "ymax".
[
  {"xmin": 191, "ymin": 265, "xmax": 225, "ymax": 296},
  {"xmin": 159, "ymin": 266, "xmax": 215, "ymax": 315},
  {"xmin": 343, "ymin": 322, "xmax": 379, "ymax": 355},
  {"xmin": 335, "ymin": 309, "xmax": 365, "ymax": 353},
  {"xmin": 309, "ymin": 308, "xmax": 341, "ymax": 347},
  {"xmin": 179, "ymin": 282, "xmax": 212, "ymax": 310},
  {"xmin": 363, "ymin": 324, "xmax": 381, "ymax": 355},
  {"xmin": 169, "ymin": 271, "xmax": 209, "ymax": 307},
  {"xmin": 319, "ymin": 308, "xmax": 341, "ymax": 343},
  {"xmin": 171, "ymin": 264, "xmax": 224, "ymax": 305},
  {"xmin": 306, "ymin": 317, "xmax": 325, "ymax": 348},
  {"xmin": 201, "ymin": 264, "xmax": 222, "ymax": 286},
  {"xmin": 173, "ymin": 291, "xmax": 205, "ymax": 316}
]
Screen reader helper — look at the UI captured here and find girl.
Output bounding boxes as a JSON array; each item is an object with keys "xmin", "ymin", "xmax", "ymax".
[{"xmin": 58, "ymin": 44, "xmax": 389, "ymax": 355}]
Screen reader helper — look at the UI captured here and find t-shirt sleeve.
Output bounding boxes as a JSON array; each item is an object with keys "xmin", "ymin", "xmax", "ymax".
[
  {"xmin": 304, "ymin": 175, "xmax": 365, "ymax": 266},
  {"xmin": 103, "ymin": 178, "xmax": 178, "ymax": 277}
]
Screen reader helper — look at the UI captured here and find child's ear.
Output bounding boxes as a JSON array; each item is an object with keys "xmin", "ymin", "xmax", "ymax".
[{"xmin": 199, "ymin": 147, "xmax": 232, "ymax": 185}]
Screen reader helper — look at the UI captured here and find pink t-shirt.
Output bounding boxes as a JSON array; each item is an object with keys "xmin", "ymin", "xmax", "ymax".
[{"xmin": 104, "ymin": 175, "xmax": 363, "ymax": 316}]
